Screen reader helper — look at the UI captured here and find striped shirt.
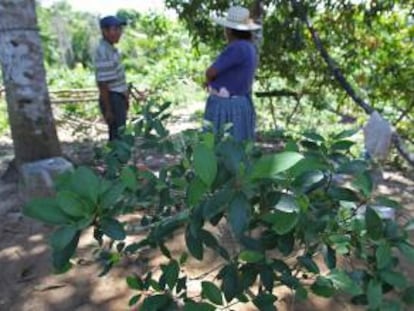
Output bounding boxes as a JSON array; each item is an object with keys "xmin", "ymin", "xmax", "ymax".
[{"xmin": 94, "ymin": 39, "xmax": 128, "ymax": 93}]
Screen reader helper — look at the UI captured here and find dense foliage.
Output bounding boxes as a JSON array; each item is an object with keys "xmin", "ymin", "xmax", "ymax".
[{"xmin": 24, "ymin": 101, "xmax": 414, "ymax": 310}]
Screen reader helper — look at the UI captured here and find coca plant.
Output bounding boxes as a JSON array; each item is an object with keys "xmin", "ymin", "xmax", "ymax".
[{"xmin": 24, "ymin": 103, "xmax": 414, "ymax": 310}]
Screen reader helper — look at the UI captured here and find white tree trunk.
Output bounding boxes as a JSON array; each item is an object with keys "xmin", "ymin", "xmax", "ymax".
[{"xmin": 0, "ymin": 0, "xmax": 61, "ymax": 164}]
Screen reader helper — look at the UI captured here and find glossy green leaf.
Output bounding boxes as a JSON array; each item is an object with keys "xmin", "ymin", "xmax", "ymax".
[
  {"xmin": 163, "ymin": 260, "xmax": 180, "ymax": 290},
  {"xmin": 332, "ymin": 129, "xmax": 358, "ymax": 140},
  {"xmin": 380, "ymin": 271, "xmax": 407, "ymax": 289},
  {"xmin": 292, "ymin": 170, "xmax": 326, "ymax": 193},
  {"xmin": 52, "ymin": 231, "xmax": 80, "ymax": 273},
  {"xmin": 367, "ymin": 279, "xmax": 382, "ymax": 309},
  {"xmin": 398, "ymin": 242, "xmax": 414, "ymax": 262},
  {"xmin": 303, "ymin": 131, "xmax": 325, "ymax": 142},
  {"xmin": 185, "ymin": 226, "xmax": 203, "ymax": 260},
  {"xmin": 126, "ymin": 275, "xmax": 144, "ymax": 290},
  {"xmin": 352, "ymin": 172, "xmax": 373, "ymax": 197},
  {"xmin": 331, "ymin": 140, "xmax": 354, "ymax": 151},
  {"xmin": 193, "ymin": 143, "xmax": 217, "ymax": 188},
  {"xmin": 268, "ymin": 210, "xmax": 298, "ymax": 235},
  {"xmin": 49, "ymin": 226, "xmax": 79, "ymax": 251},
  {"xmin": 141, "ymin": 294, "xmax": 172, "ymax": 311},
  {"xmin": 376, "ymin": 242, "xmax": 392, "ymax": 269},
  {"xmin": 311, "ymin": 276, "xmax": 335, "ymax": 298},
  {"xmin": 71, "ymin": 166, "xmax": 100, "ymax": 203},
  {"xmin": 120, "ymin": 166, "xmax": 138, "ymax": 191},
  {"xmin": 57, "ymin": 191, "xmax": 90, "ymax": 217},
  {"xmin": 327, "ymin": 269, "xmax": 363, "ymax": 296},
  {"xmin": 128, "ymin": 295, "xmax": 141, "ymax": 307},
  {"xmin": 183, "ymin": 301, "xmax": 216, "ymax": 311},
  {"xmin": 239, "ymin": 250, "xmax": 264, "ymax": 263},
  {"xmin": 24, "ymin": 198, "xmax": 71, "ymax": 225},
  {"xmin": 187, "ymin": 177, "xmax": 208, "ymax": 206},
  {"xmin": 100, "ymin": 218, "xmax": 126, "ymax": 240},
  {"xmin": 402, "ymin": 286, "xmax": 414, "ymax": 305},
  {"xmin": 366, "ymin": 206, "xmax": 383, "ymax": 240},
  {"xmin": 228, "ymin": 193, "xmax": 251, "ymax": 237},
  {"xmin": 251, "ymin": 152, "xmax": 304, "ymax": 179},
  {"xmin": 202, "ymin": 281, "xmax": 223, "ymax": 305},
  {"xmin": 252, "ymin": 293, "xmax": 277, "ymax": 311}
]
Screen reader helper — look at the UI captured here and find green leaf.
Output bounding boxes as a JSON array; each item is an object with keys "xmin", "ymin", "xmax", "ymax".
[
  {"xmin": 333, "ymin": 128, "xmax": 358, "ymax": 140},
  {"xmin": 323, "ymin": 245, "xmax": 337, "ymax": 269},
  {"xmin": 397, "ymin": 242, "xmax": 414, "ymax": 262},
  {"xmin": 100, "ymin": 218, "xmax": 126, "ymax": 240},
  {"xmin": 298, "ymin": 255, "xmax": 320, "ymax": 274},
  {"xmin": 126, "ymin": 275, "xmax": 143, "ymax": 290},
  {"xmin": 352, "ymin": 172, "xmax": 373, "ymax": 197},
  {"xmin": 24, "ymin": 198, "xmax": 71, "ymax": 225},
  {"xmin": 49, "ymin": 226, "xmax": 78, "ymax": 251},
  {"xmin": 402, "ymin": 286, "xmax": 414, "ymax": 305},
  {"xmin": 366, "ymin": 206, "xmax": 383, "ymax": 240},
  {"xmin": 185, "ymin": 226, "xmax": 203, "ymax": 260},
  {"xmin": 295, "ymin": 285, "xmax": 308, "ymax": 301},
  {"xmin": 219, "ymin": 264, "xmax": 240, "ymax": 302},
  {"xmin": 251, "ymin": 152, "xmax": 304, "ymax": 179},
  {"xmin": 252, "ymin": 293, "xmax": 277, "ymax": 311},
  {"xmin": 163, "ymin": 260, "xmax": 180, "ymax": 290},
  {"xmin": 239, "ymin": 250, "xmax": 264, "ymax": 263},
  {"xmin": 193, "ymin": 143, "xmax": 217, "ymax": 188},
  {"xmin": 202, "ymin": 281, "xmax": 223, "ymax": 305},
  {"xmin": 381, "ymin": 300, "xmax": 403, "ymax": 311},
  {"xmin": 121, "ymin": 166, "xmax": 138, "ymax": 191},
  {"xmin": 303, "ymin": 131, "xmax": 325, "ymax": 142},
  {"xmin": 375, "ymin": 196, "xmax": 402, "ymax": 209},
  {"xmin": 327, "ymin": 269, "xmax": 362, "ymax": 296},
  {"xmin": 331, "ymin": 140, "xmax": 354, "ymax": 151},
  {"xmin": 292, "ymin": 170, "xmax": 326, "ymax": 193},
  {"xmin": 337, "ymin": 160, "xmax": 368, "ymax": 175},
  {"xmin": 187, "ymin": 177, "xmax": 208, "ymax": 206},
  {"xmin": 228, "ymin": 193, "xmax": 251, "ymax": 237},
  {"xmin": 99, "ymin": 183, "xmax": 125, "ymax": 210},
  {"xmin": 183, "ymin": 301, "xmax": 215, "ymax": 311},
  {"xmin": 266, "ymin": 210, "xmax": 298, "ymax": 235},
  {"xmin": 367, "ymin": 279, "xmax": 382, "ymax": 309},
  {"xmin": 376, "ymin": 242, "xmax": 392, "ymax": 269},
  {"xmin": 52, "ymin": 231, "xmax": 81, "ymax": 273},
  {"xmin": 327, "ymin": 186, "xmax": 360, "ymax": 202},
  {"xmin": 72, "ymin": 166, "xmax": 100, "ymax": 203},
  {"xmin": 311, "ymin": 276, "xmax": 335, "ymax": 298},
  {"xmin": 57, "ymin": 191, "xmax": 90, "ymax": 217},
  {"xmin": 380, "ymin": 271, "xmax": 407, "ymax": 289},
  {"xmin": 128, "ymin": 294, "xmax": 141, "ymax": 307},
  {"xmin": 141, "ymin": 294, "xmax": 172, "ymax": 311}
]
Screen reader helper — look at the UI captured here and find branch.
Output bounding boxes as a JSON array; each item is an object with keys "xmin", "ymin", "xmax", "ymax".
[
  {"xmin": 255, "ymin": 89, "xmax": 301, "ymax": 99},
  {"xmin": 292, "ymin": 0, "xmax": 414, "ymax": 166}
]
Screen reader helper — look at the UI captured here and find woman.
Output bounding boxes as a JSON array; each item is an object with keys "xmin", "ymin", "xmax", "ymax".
[{"xmin": 204, "ymin": 6, "xmax": 261, "ymax": 142}]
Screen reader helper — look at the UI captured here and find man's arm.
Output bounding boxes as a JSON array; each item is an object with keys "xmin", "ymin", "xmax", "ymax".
[{"xmin": 98, "ymin": 82, "xmax": 113, "ymax": 124}]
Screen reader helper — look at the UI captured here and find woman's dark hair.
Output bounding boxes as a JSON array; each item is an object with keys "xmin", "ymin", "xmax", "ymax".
[{"xmin": 230, "ymin": 28, "xmax": 253, "ymax": 40}]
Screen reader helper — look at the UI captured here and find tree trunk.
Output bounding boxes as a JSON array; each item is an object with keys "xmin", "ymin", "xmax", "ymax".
[{"xmin": 0, "ymin": 0, "xmax": 61, "ymax": 165}]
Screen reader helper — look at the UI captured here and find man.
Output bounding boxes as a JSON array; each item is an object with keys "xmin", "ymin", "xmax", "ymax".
[{"xmin": 94, "ymin": 15, "xmax": 129, "ymax": 141}]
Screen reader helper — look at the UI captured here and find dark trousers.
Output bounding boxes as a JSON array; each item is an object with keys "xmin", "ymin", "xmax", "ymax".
[{"xmin": 99, "ymin": 92, "xmax": 127, "ymax": 141}]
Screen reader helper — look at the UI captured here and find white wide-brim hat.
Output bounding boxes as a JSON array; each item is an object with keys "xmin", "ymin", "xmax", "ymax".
[{"xmin": 212, "ymin": 6, "xmax": 262, "ymax": 31}]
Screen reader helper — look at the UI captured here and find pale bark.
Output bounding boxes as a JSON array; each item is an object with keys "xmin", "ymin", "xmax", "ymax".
[{"xmin": 0, "ymin": 0, "xmax": 61, "ymax": 164}]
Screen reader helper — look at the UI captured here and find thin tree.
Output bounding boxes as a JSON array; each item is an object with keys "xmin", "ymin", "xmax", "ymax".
[{"xmin": 0, "ymin": 0, "xmax": 61, "ymax": 168}]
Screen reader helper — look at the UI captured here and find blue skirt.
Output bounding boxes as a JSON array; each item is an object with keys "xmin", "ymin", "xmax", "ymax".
[{"xmin": 204, "ymin": 94, "xmax": 256, "ymax": 142}]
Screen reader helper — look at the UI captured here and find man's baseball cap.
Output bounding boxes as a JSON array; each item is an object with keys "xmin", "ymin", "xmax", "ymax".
[{"xmin": 99, "ymin": 16, "xmax": 127, "ymax": 28}]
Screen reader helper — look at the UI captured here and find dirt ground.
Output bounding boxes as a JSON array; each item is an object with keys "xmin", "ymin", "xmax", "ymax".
[{"xmin": 1, "ymin": 109, "xmax": 413, "ymax": 311}]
